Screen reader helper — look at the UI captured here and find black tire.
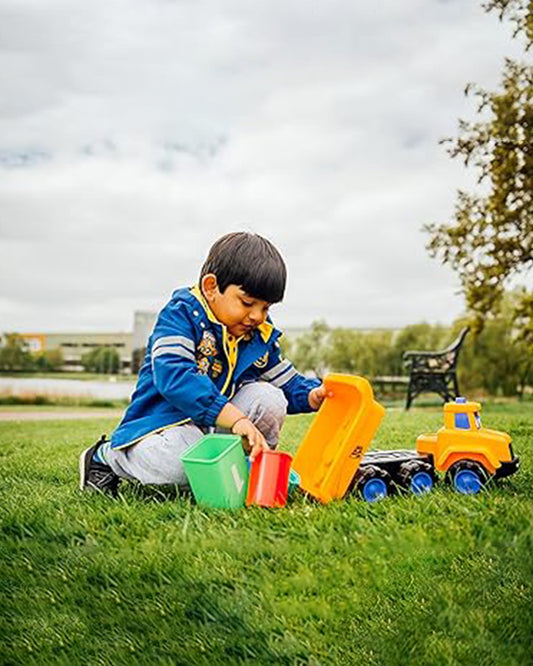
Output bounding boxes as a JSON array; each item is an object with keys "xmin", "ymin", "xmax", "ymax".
[
  {"xmin": 354, "ymin": 465, "xmax": 392, "ymax": 502},
  {"xmin": 397, "ymin": 460, "xmax": 435, "ymax": 495},
  {"xmin": 446, "ymin": 460, "xmax": 490, "ymax": 495}
]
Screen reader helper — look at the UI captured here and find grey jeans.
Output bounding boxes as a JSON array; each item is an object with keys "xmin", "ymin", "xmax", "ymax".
[{"xmin": 105, "ymin": 382, "xmax": 288, "ymax": 485}]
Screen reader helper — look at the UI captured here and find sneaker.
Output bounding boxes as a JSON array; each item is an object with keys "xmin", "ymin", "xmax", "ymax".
[{"xmin": 79, "ymin": 436, "xmax": 121, "ymax": 497}]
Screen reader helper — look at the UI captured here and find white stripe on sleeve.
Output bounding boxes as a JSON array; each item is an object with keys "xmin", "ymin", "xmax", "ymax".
[
  {"xmin": 152, "ymin": 335, "xmax": 195, "ymax": 354},
  {"xmin": 260, "ymin": 359, "xmax": 291, "ymax": 382},
  {"xmin": 152, "ymin": 346, "xmax": 196, "ymax": 364},
  {"xmin": 269, "ymin": 366, "xmax": 297, "ymax": 388}
]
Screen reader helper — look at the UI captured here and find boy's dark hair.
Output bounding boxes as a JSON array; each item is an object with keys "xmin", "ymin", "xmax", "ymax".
[{"xmin": 200, "ymin": 232, "xmax": 286, "ymax": 303}]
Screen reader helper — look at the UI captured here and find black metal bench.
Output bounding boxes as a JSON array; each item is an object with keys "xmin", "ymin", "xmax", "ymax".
[{"xmin": 403, "ymin": 327, "xmax": 470, "ymax": 410}]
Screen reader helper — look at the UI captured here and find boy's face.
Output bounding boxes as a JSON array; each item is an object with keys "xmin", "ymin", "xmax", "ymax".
[{"xmin": 202, "ymin": 276, "xmax": 270, "ymax": 338}]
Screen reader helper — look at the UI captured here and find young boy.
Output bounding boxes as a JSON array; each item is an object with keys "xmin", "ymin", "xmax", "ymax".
[{"xmin": 79, "ymin": 232, "xmax": 327, "ymax": 495}]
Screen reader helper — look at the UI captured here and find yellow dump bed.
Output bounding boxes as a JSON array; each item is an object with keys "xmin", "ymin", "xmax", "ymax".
[{"xmin": 292, "ymin": 374, "xmax": 385, "ymax": 503}]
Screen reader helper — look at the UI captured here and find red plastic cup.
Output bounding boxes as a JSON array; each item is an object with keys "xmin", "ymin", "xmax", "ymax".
[{"xmin": 246, "ymin": 450, "xmax": 293, "ymax": 508}]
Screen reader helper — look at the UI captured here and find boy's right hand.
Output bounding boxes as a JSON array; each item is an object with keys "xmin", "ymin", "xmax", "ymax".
[{"xmin": 231, "ymin": 417, "xmax": 269, "ymax": 462}]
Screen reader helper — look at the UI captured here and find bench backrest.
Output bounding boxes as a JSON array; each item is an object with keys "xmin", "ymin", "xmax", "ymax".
[{"xmin": 403, "ymin": 327, "xmax": 470, "ymax": 374}]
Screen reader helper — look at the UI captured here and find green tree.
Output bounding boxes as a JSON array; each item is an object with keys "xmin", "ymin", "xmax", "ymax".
[
  {"xmin": 425, "ymin": 0, "xmax": 532, "ymax": 347},
  {"xmin": 289, "ymin": 320, "xmax": 330, "ymax": 375},
  {"xmin": 454, "ymin": 291, "xmax": 532, "ymax": 397},
  {"xmin": 0, "ymin": 334, "xmax": 34, "ymax": 372},
  {"xmin": 81, "ymin": 347, "xmax": 120, "ymax": 374},
  {"xmin": 34, "ymin": 348, "xmax": 64, "ymax": 372},
  {"xmin": 327, "ymin": 329, "xmax": 395, "ymax": 377}
]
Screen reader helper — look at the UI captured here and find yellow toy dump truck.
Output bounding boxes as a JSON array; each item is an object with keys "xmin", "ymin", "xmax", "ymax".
[{"xmin": 292, "ymin": 374, "xmax": 519, "ymax": 503}]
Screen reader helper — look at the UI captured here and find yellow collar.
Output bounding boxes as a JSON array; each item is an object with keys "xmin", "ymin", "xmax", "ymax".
[{"xmin": 190, "ymin": 284, "xmax": 273, "ymax": 343}]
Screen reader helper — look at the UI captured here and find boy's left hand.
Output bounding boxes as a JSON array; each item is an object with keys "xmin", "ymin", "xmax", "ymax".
[{"xmin": 308, "ymin": 384, "xmax": 331, "ymax": 411}]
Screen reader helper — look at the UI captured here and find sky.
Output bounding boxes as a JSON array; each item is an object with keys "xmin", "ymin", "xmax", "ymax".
[{"xmin": 0, "ymin": 0, "xmax": 525, "ymax": 333}]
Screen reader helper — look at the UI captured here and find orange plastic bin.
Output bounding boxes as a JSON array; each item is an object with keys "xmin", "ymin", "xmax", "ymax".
[{"xmin": 246, "ymin": 450, "xmax": 293, "ymax": 507}]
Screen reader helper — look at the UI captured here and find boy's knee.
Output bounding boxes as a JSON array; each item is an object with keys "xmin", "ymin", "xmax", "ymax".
[
  {"xmin": 233, "ymin": 383, "xmax": 287, "ymax": 449},
  {"xmin": 261, "ymin": 383, "xmax": 288, "ymax": 422},
  {"xmin": 236, "ymin": 382, "xmax": 287, "ymax": 422}
]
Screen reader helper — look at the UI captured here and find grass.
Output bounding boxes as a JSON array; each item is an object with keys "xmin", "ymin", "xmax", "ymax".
[
  {"xmin": 1, "ymin": 403, "xmax": 532, "ymax": 665},
  {"xmin": 0, "ymin": 405, "xmax": 122, "ymax": 414},
  {"xmin": 0, "ymin": 394, "xmax": 128, "ymax": 408}
]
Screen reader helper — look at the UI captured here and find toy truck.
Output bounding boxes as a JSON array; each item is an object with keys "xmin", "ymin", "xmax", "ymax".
[{"xmin": 292, "ymin": 374, "xmax": 519, "ymax": 503}]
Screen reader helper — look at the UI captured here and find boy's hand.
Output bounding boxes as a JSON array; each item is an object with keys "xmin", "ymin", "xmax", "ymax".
[
  {"xmin": 232, "ymin": 417, "xmax": 269, "ymax": 462},
  {"xmin": 308, "ymin": 384, "xmax": 331, "ymax": 411}
]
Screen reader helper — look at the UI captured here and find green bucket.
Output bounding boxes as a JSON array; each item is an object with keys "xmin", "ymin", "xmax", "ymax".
[{"xmin": 180, "ymin": 434, "xmax": 249, "ymax": 509}]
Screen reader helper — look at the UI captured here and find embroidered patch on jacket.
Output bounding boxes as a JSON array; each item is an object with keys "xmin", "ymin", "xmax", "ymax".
[
  {"xmin": 198, "ymin": 331, "xmax": 218, "ymax": 357},
  {"xmin": 253, "ymin": 352, "xmax": 269, "ymax": 369},
  {"xmin": 197, "ymin": 356, "xmax": 211, "ymax": 376},
  {"xmin": 211, "ymin": 359, "xmax": 223, "ymax": 378}
]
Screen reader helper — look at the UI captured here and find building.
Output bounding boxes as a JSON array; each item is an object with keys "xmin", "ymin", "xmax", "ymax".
[
  {"xmin": 17, "ymin": 311, "xmax": 401, "ymax": 375},
  {"xmin": 133, "ymin": 311, "xmax": 157, "ymax": 352},
  {"xmin": 19, "ymin": 332, "xmax": 133, "ymax": 372}
]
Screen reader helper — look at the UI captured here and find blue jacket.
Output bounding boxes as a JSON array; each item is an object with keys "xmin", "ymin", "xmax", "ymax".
[{"xmin": 110, "ymin": 286, "xmax": 321, "ymax": 449}]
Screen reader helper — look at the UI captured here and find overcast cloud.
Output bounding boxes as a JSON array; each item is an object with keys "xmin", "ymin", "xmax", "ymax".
[{"xmin": 0, "ymin": 0, "xmax": 524, "ymax": 333}]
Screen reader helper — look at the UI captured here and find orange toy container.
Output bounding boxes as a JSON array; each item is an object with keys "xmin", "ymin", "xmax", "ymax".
[
  {"xmin": 292, "ymin": 374, "xmax": 385, "ymax": 503},
  {"xmin": 246, "ymin": 450, "xmax": 293, "ymax": 507}
]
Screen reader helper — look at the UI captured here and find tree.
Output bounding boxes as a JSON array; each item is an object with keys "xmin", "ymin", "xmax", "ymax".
[
  {"xmin": 453, "ymin": 291, "xmax": 533, "ymax": 397},
  {"xmin": 425, "ymin": 0, "xmax": 532, "ymax": 348},
  {"xmin": 0, "ymin": 333, "xmax": 34, "ymax": 371},
  {"xmin": 34, "ymin": 348, "xmax": 64, "ymax": 372},
  {"xmin": 289, "ymin": 320, "xmax": 330, "ymax": 375},
  {"xmin": 81, "ymin": 347, "xmax": 120, "ymax": 374},
  {"xmin": 327, "ymin": 329, "xmax": 395, "ymax": 377}
]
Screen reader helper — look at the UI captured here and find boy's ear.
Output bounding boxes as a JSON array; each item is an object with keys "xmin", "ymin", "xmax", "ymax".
[{"xmin": 201, "ymin": 274, "xmax": 219, "ymax": 302}]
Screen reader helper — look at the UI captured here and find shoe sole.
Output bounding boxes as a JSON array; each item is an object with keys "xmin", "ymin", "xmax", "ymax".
[{"xmin": 79, "ymin": 444, "xmax": 97, "ymax": 491}]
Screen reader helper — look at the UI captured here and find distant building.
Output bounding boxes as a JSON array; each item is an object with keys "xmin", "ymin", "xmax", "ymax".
[
  {"xmin": 16, "ymin": 312, "xmax": 399, "ymax": 375},
  {"xmin": 19, "ymin": 332, "xmax": 133, "ymax": 372},
  {"xmin": 133, "ymin": 311, "xmax": 157, "ymax": 351}
]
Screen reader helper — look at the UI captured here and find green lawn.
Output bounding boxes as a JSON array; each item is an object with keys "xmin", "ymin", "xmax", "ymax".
[{"xmin": 1, "ymin": 404, "xmax": 532, "ymax": 665}]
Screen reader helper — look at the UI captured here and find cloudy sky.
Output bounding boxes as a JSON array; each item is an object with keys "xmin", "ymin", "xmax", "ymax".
[{"xmin": 0, "ymin": 0, "xmax": 524, "ymax": 333}]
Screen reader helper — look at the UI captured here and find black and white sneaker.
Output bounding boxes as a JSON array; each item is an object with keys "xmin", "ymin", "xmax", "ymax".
[{"xmin": 79, "ymin": 436, "xmax": 121, "ymax": 497}]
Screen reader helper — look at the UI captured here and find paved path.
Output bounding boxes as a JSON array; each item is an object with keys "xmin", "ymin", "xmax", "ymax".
[{"xmin": 0, "ymin": 410, "xmax": 123, "ymax": 421}]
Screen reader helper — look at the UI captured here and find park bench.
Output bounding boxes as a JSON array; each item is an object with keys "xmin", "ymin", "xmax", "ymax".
[
  {"xmin": 402, "ymin": 326, "xmax": 470, "ymax": 409},
  {"xmin": 372, "ymin": 327, "xmax": 470, "ymax": 409}
]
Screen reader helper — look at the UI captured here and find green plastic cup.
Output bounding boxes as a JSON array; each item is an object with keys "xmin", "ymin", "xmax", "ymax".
[{"xmin": 180, "ymin": 434, "xmax": 249, "ymax": 509}]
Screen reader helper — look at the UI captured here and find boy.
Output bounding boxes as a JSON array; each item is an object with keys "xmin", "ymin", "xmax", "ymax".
[{"xmin": 79, "ymin": 232, "xmax": 327, "ymax": 495}]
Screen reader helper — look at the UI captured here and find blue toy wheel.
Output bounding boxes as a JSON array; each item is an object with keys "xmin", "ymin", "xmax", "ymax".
[
  {"xmin": 410, "ymin": 471, "xmax": 434, "ymax": 495},
  {"xmin": 454, "ymin": 469, "xmax": 483, "ymax": 494},
  {"xmin": 398, "ymin": 459, "xmax": 435, "ymax": 496},
  {"xmin": 362, "ymin": 478, "xmax": 388, "ymax": 502},
  {"xmin": 448, "ymin": 460, "xmax": 489, "ymax": 495}
]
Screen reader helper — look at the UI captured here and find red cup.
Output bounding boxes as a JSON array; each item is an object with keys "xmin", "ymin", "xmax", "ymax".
[{"xmin": 246, "ymin": 450, "xmax": 293, "ymax": 508}]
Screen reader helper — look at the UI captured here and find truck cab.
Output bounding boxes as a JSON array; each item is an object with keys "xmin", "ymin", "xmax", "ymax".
[{"xmin": 416, "ymin": 397, "xmax": 519, "ymax": 492}]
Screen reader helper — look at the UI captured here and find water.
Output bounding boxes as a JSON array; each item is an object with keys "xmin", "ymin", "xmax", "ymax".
[{"xmin": 0, "ymin": 377, "xmax": 136, "ymax": 400}]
